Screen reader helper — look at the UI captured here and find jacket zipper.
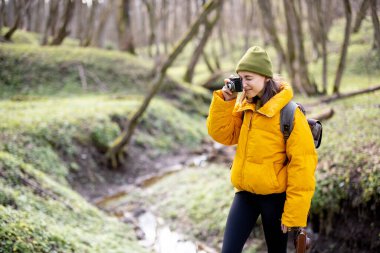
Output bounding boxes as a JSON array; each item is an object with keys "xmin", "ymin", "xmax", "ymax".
[{"xmin": 241, "ymin": 111, "xmax": 252, "ymax": 190}]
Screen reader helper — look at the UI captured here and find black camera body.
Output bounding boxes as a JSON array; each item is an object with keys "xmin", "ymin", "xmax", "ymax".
[{"xmin": 226, "ymin": 77, "xmax": 243, "ymax": 92}]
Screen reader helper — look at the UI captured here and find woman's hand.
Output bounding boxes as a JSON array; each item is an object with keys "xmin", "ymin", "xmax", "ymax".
[
  {"xmin": 221, "ymin": 79, "xmax": 238, "ymax": 101},
  {"xmin": 281, "ymin": 223, "xmax": 289, "ymax": 234}
]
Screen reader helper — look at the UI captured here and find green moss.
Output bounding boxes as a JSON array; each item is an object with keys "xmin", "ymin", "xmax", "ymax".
[
  {"xmin": 90, "ymin": 121, "xmax": 120, "ymax": 152},
  {"xmin": 0, "ymin": 206, "xmax": 75, "ymax": 253},
  {"xmin": 0, "ymin": 152, "xmax": 147, "ymax": 253},
  {"xmin": 312, "ymin": 93, "xmax": 380, "ymax": 214}
]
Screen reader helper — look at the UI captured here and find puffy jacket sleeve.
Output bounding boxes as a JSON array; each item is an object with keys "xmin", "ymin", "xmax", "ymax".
[
  {"xmin": 206, "ymin": 90, "xmax": 243, "ymax": 145},
  {"xmin": 281, "ymin": 108, "xmax": 318, "ymax": 227}
]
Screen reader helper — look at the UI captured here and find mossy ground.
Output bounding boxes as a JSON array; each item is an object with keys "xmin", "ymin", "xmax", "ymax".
[
  {"xmin": 0, "ymin": 31, "xmax": 210, "ymax": 252},
  {"xmin": 0, "ymin": 151, "xmax": 149, "ymax": 253}
]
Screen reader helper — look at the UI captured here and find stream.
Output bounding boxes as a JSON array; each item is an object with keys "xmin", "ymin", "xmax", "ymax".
[
  {"xmin": 94, "ymin": 152, "xmax": 224, "ymax": 253},
  {"xmin": 137, "ymin": 211, "xmax": 215, "ymax": 253}
]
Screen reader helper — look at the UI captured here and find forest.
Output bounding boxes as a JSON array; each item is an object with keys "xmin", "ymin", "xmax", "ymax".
[{"xmin": 0, "ymin": 0, "xmax": 379, "ymax": 253}]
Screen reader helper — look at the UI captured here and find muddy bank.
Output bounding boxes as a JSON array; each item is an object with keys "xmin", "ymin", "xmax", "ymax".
[
  {"xmin": 310, "ymin": 200, "xmax": 380, "ymax": 253},
  {"xmin": 66, "ymin": 137, "xmax": 235, "ymax": 201}
]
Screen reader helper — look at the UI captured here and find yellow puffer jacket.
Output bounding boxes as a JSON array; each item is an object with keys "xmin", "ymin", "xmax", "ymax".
[{"xmin": 206, "ymin": 83, "xmax": 318, "ymax": 227}]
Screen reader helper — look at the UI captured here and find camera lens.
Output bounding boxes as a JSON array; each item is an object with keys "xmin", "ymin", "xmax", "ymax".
[
  {"xmin": 227, "ymin": 81, "xmax": 235, "ymax": 92},
  {"xmin": 226, "ymin": 77, "xmax": 242, "ymax": 92}
]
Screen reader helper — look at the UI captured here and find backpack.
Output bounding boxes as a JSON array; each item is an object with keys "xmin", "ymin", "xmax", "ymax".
[{"xmin": 280, "ymin": 101, "xmax": 322, "ymax": 148}]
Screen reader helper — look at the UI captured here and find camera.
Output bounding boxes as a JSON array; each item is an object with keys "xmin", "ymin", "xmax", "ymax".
[{"xmin": 226, "ymin": 77, "xmax": 243, "ymax": 92}]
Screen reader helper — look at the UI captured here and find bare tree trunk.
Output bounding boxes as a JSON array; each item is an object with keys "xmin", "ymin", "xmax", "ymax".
[
  {"xmin": 185, "ymin": 0, "xmax": 192, "ymax": 26},
  {"xmin": 370, "ymin": 0, "xmax": 380, "ymax": 51},
  {"xmin": 142, "ymin": 0, "xmax": 156, "ymax": 57},
  {"xmin": 305, "ymin": 0, "xmax": 321, "ymax": 60},
  {"xmin": 284, "ymin": 0, "xmax": 318, "ymax": 95},
  {"xmin": 5, "ymin": 0, "xmax": 14, "ymax": 26},
  {"xmin": 0, "ymin": 0, "xmax": 6, "ymax": 35},
  {"xmin": 3, "ymin": 0, "xmax": 23, "ymax": 41},
  {"xmin": 117, "ymin": 0, "xmax": 136, "ymax": 54},
  {"xmin": 352, "ymin": 0, "xmax": 370, "ymax": 33},
  {"xmin": 257, "ymin": 0, "xmax": 288, "ymax": 75},
  {"xmin": 292, "ymin": 0, "xmax": 318, "ymax": 95},
  {"xmin": 161, "ymin": 0, "xmax": 169, "ymax": 54},
  {"xmin": 134, "ymin": 0, "xmax": 144, "ymax": 46},
  {"xmin": 244, "ymin": 0, "xmax": 255, "ymax": 50},
  {"xmin": 24, "ymin": 0, "xmax": 34, "ymax": 31},
  {"xmin": 50, "ymin": 0, "xmax": 61, "ymax": 36},
  {"xmin": 333, "ymin": 0, "xmax": 352, "ymax": 94},
  {"xmin": 284, "ymin": 1, "xmax": 302, "ymax": 95},
  {"xmin": 50, "ymin": 0, "xmax": 75, "ymax": 46},
  {"xmin": 106, "ymin": 0, "xmax": 222, "ymax": 168},
  {"xmin": 93, "ymin": 2, "xmax": 112, "ymax": 47},
  {"xmin": 32, "ymin": 0, "xmax": 44, "ymax": 33},
  {"xmin": 316, "ymin": 0, "xmax": 328, "ymax": 94},
  {"xmin": 217, "ymin": 16, "xmax": 226, "ymax": 55},
  {"xmin": 73, "ymin": 0, "xmax": 85, "ymax": 40},
  {"xmin": 82, "ymin": 0, "xmax": 98, "ymax": 47},
  {"xmin": 171, "ymin": 0, "xmax": 179, "ymax": 43},
  {"xmin": 41, "ymin": 0, "xmax": 59, "ymax": 45},
  {"xmin": 183, "ymin": 0, "xmax": 222, "ymax": 83}
]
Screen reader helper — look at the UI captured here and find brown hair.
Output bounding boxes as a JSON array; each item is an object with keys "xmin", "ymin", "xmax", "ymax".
[{"xmin": 237, "ymin": 75, "xmax": 283, "ymax": 105}]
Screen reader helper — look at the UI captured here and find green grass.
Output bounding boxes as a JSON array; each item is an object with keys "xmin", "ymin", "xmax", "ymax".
[
  {"xmin": 0, "ymin": 43, "xmax": 152, "ymax": 98},
  {"xmin": 0, "ymin": 96, "xmax": 207, "ymax": 183},
  {"xmin": 0, "ymin": 151, "xmax": 148, "ymax": 253}
]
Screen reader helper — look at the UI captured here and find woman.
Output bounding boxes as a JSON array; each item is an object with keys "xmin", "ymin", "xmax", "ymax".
[{"xmin": 207, "ymin": 46, "xmax": 317, "ymax": 253}]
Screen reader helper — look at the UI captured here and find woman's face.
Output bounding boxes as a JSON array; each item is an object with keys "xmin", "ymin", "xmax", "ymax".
[{"xmin": 238, "ymin": 71, "xmax": 266, "ymax": 99}]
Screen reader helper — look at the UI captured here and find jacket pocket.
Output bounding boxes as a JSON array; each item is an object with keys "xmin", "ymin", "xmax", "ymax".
[{"xmin": 244, "ymin": 161, "xmax": 280, "ymax": 194}]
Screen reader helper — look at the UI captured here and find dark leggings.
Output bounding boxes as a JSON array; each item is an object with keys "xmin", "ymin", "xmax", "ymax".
[{"xmin": 221, "ymin": 191, "xmax": 288, "ymax": 253}]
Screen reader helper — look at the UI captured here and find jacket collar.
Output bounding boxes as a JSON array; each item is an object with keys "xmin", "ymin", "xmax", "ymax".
[{"xmin": 236, "ymin": 82, "xmax": 293, "ymax": 117}]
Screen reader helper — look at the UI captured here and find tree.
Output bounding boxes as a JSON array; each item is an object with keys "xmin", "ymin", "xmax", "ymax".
[
  {"xmin": 31, "ymin": 0, "xmax": 45, "ymax": 33},
  {"xmin": 142, "ymin": 0, "xmax": 157, "ymax": 57},
  {"xmin": 352, "ymin": 0, "xmax": 370, "ymax": 33},
  {"xmin": 257, "ymin": 0, "xmax": 288, "ymax": 76},
  {"xmin": 117, "ymin": 0, "xmax": 136, "ymax": 54},
  {"xmin": 370, "ymin": 0, "xmax": 380, "ymax": 51},
  {"xmin": 183, "ymin": 0, "xmax": 222, "ymax": 83},
  {"xmin": 333, "ymin": 0, "xmax": 352, "ymax": 94},
  {"xmin": 50, "ymin": 0, "xmax": 75, "ymax": 46},
  {"xmin": 106, "ymin": 0, "xmax": 223, "ymax": 168},
  {"xmin": 81, "ymin": 0, "xmax": 99, "ymax": 47},
  {"xmin": 0, "ymin": 0, "xmax": 5, "ymax": 36},
  {"xmin": 41, "ymin": 0, "xmax": 59, "ymax": 45},
  {"xmin": 305, "ymin": 0, "xmax": 329, "ymax": 94},
  {"xmin": 93, "ymin": 1, "xmax": 113, "ymax": 48},
  {"xmin": 243, "ymin": 0, "xmax": 255, "ymax": 51},
  {"xmin": 3, "ymin": 0, "xmax": 24, "ymax": 41},
  {"xmin": 283, "ymin": 0, "xmax": 318, "ymax": 95},
  {"xmin": 305, "ymin": 0, "xmax": 321, "ymax": 60}
]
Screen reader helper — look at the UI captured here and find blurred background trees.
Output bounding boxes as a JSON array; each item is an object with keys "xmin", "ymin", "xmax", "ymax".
[{"xmin": 0, "ymin": 0, "xmax": 379, "ymax": 95}]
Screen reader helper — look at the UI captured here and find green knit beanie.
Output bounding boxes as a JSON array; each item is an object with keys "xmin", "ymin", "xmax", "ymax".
[{"xmin": 235, "ymin": 46, "xmax": 273, "ymax": 78}]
